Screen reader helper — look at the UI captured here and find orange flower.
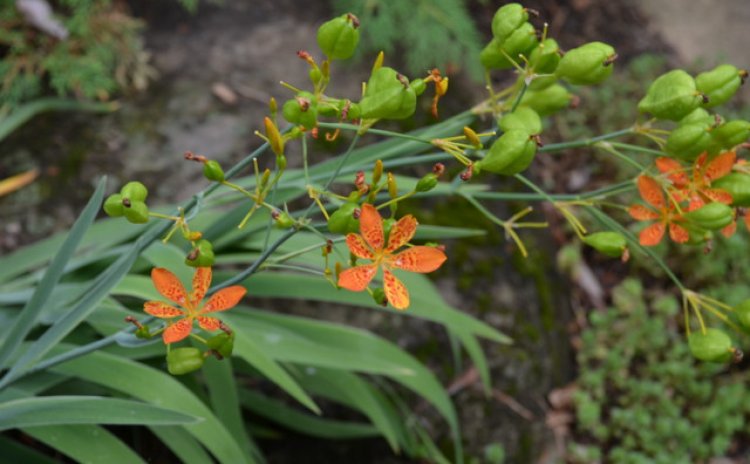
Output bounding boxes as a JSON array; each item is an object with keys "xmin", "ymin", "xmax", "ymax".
[
  {"xmin": 144, "ymin": 267, "xmax": 246, "ymax": 344},
  {"xmin": 337, "ymin": 204, "xmax": 447, "ymax": 310},
  {"xmin": 656, "ymin": 151, "xmax": 735, "ymax": 211},
  {"xmin": 629, "ymin": 175, "xmax": 689, "ymax": 246}
]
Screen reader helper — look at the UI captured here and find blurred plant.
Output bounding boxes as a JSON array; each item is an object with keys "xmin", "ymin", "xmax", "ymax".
[
  {"xmin": 331, "ymin": 0, "xmax": 484, "ymax": 79},
  {"xmin": 0, "ymin": 0, "xmax": 156, "ymax": 111},
  {"xmin": 568, "ymin": 279, "xmax": 750, "ymax": 463}
]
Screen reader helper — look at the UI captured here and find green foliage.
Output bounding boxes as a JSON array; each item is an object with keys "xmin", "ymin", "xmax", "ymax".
[
  {"xmin": 331, "ymin": 0, "xmax": 483, "ymax": 79},
  {"xmin": 569, "ymin": 279, "xmax": 750, "ymax": 463},
  {"xmin": 0, "ymin": 0, "xmax": 152, "ymax": 109}
]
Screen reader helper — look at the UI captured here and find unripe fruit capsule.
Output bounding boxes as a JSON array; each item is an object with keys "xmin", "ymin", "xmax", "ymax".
[
  {"xmin": 711, "ymin": 172, "xmax": 750, "ymax": 206},
  {"xmin": 582, "ymin": 231, "xmax": 627, "ymax": 258},
  {"xmin": 203, "ymin": 160, "xmax": 225, "ymax": 182},
  {"xmin": 120, "ymin": 181, "xmax": 148, "ymax": 202},
  {"xmin": 123, "ymin": 201, "xmax": 149, "ymax": 224},
  {"xmin": 696, "ymin": 64, "xmax": 745, "ymax": 108},
  {"xmin": 103, "ymin": 193, "xmax": 125, "ymax": 217},
  {"xmin": 556, "ymin": 41, "xmax": 616, "ymax": 86},
  {"xmin": 684, "ymin": 202, "xmax": 734, "ymax": 230},
  {"xmin": 167, "ymin": 347, "xmax": 205, "ymax": 375},
  {"xmin": 688, "ymin": 328, "xmax": 733, "ymax": 363},
  {"xmin": 638, "ymin": 69, "xmax": 702, "ymax": 121},
  {"xmin": 317, "ymin": 13, "xmax": 360, "ymax": 60}
]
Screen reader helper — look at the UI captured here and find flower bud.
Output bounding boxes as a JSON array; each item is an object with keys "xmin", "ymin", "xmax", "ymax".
[
  {"xmin": 387, "ymin": 172, "xmax": 398, "ymax": 198},
  {"xmin": 638, "ymin": 70, "xmax": 702, "ymax": 121},
  {"xmin": 167, "ymin": 347, "xmax": 205, "ymax": 375},
  {"xmin": 372, "ymin": 160, "xmax": 383, "ymax": 185},
  {"xmin": 202, "ymin": 160, "xmax": 225, "ymax": 182},
  {"xmin": 463, "ymin": 126, "xmax": 482, "ymax": 148},
  {"xmin": 696, "ymin": 64, "xmax": 746, "ymax": 108},
  {"xmin": 264, "ymin": 116, "xmax": 285, "ymax": 156},
  {"xmin": 556, "ymin": 41, "xmax": 616, "ymax": 86},
  {"xmin": 582, "ymin": 231, "xmax": 627, "ymax": 258},
  {"xmin": 688, "ymin": 328, "xmax": 733, "ymax": 363},
  {"xmin": 317, "ymin": 13, "xmax": 360, "ymax": 60}
]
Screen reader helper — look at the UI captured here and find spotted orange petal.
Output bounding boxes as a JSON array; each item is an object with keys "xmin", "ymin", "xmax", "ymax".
[
  {"xmin": 386, "ymin": 215, "xmax": 417, "ymax": 252},
  {"xmin": 151, "ymin": 268, "xmax": 189, "ymax": 306},
  {"xmin": 669, "ymin": 223, "xmax": 689, "ymax": 244},
  {"xmin": 688, "ymin": 195, "xmax": 705, "ymax": 212},
  {"xmin": 346, "ymin": 233, "xmax": 374, "ymax": 259},
  {"xmin": 655, "ymin": 157, "xmax": 688, "ymax": 185},
  {"xmin": 202, "ymin": 286, "xmax": 247, "ymax": 313},
  {"xmin": 359, "ymin": 204, "xmax": 384, "ymax": 250},
  {"xmin": 704, "ymin": 151, "xmax": 736, "ymax": 181},
  {"xmin": 144, "ymin": 301, "xmax": 184, "ymax": 318},
  {"xmin": 703, "ymin": 188, "xmax": 734, "ymax": 205},
  {"xmin": 745, "ymin": 212, "xmax": 750, "ymax": 231},
  {"xmin": 383, "ymin": 269, "xmax": 409, "ymax": 310},
  {"xmin": 390, "ymin": 246, "xmax": 447, "ymax": 273},
  {"xmin": 337, "ymin": 264, "xmax": 377, "ymax": 291},
  {"xmin": 197, "ymin": 316, "xmax": 221, "ymax": 331},
  {"xmin": 639, "ymin": 222, "xmax": 665, "ymax": 246},
  {"xmin": 637, "ymin": 176, "xmax": 665, "ymax": 208},
  {"xmin": 192, "ymin": 267, "xmax": 212, "ymax": 305},
  {"xmin": 629, "ymin": 204, "xmax": 659, "ymax": 221},
  {"xmin": 163, "ymin": 318, "xmax": 193, "ymax": 344}
]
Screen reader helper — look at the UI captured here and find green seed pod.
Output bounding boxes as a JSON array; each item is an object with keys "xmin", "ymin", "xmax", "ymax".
[
  {"xmin": 327, "ymin": 202, "xmax": 360, "ymax": 234},
  {"xmin": 409, "ymin": 78, "xmax": 427, "ymax": 96},
  {"xmin": 499, "ymin": 107, "xmax": 542, "ymax": 134},
  {"xmin": 529, "ymin": 38, "xmax": 560, "ymax": 74},
  {"xmin": 688, "ymin": 328, "xmax": 733, "ymax": 363},
  {"xmin": 309, "ymin": 68, "xmax": 323, "ymax": 86},
  {"xmin": 711, "ymin": 120, "xmax": 750, "ymax": 150},
  {"xmin": 476, "ymin": 129, "xmax": 537, "ymax": 175},
  {"xmin": 123, "ymin": 201, "xmax": 149, "ymax": 224},
  {"xmin": 519, "ymin": 84, "xmax": 572, "ymax": 116},
  {"xmin": 665, "ymin": 122, "xmax": 713, "ymax": 161},
  {"xmin": 415, "ymin": 173, "xmax": 439, "ymax": 193},
  {"xmin": 135, "ymin": 326, "xmax": 152, "ymax": 339},
  {"xmin": 733, "ymin": 299, "xmax": 750, "ymax": 332},
  {"xmin": 317, "ymin": 98, "xmax": 340, "ymax": 117},
  {"xmin": 696, "ymin": 64, "xmax": 745, "ymax": 108},
  {"xmin": 684, "ymin": 202, "xmax": 734, "ymax": 230},
  {"xmin": 103, "ymin": 193, "xmax": 125, "ymax": 217},
  {"xmin": 638, "ymin": 70, "xmax": 702, "ymax": 121},
  {"xmin": 371, "ymin": 288, "xmax": 387, "ymax": 306},
  {"xmin": 207, "ymin": 332, "xmax": 235, "ymax": 358},
  {"xmin": 120, "ymin": 181, "xmax": 148, "ymax": 202},
  {"xmin": 167, "ymin": 347, "xmax": 205, "ymax": 375},
  {"xmin": 480, "ymin": 38, "xmax": 512, "ymax": 70},
  {"xmin": 359, "ymin": 67, "xmax": 416, "ymax": 120},
  {"xmin": 282, "ymin": 92, "xmax": 318, "ymax": 129},
  {"xmin": 556, "ymin": 41, "xmax": 616, "ymax": 86},
  {"xmin": 317, "ymin": 13, "xmax": 360, "ymax": 60},
  {"xmin": 346, "ymin": 102, "xmax": 361, "ymax": 120},
  {"xmin": 679, "ymin": 107, "xmax": 714, "ymax": 126},
  {"xmin": 202, "ymin": 160, "xmax": 225, "ymax": 182},
  {"xmin": 274, "ymin": 211, "xmax": 295, "ymax": 229},
  {"xmin": 185, "ymin": 239, "xmax": 215, "ymax": 268},
  {"xmin": 480, "ymin": 23, "xmax": 538, "ymax": 71},
  {"xmin": 491, "ymin": 3, "xmax": 528, "ymax": 42},
  {"xmin": 711, "ymin": 172, "xmax": 750, "ymax": 206},
  {"xmin": 582, "ymin": 231, "xmax": 627, "ymax": 258}
]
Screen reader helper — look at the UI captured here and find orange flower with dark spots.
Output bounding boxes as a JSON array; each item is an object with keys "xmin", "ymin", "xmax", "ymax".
[
  {"xmin": 629, "ymin": 175, "xmax": 689, "ymax": 246},
  {"xmin": 656, "ymin": 151, "xmax": 735, "ymax": 211},
  {"xmin": 144, "ymin": 267, "xmax": 246, "ymax": 344},
  {"xmin": 337, "ymin": 204, "xmax": 447, "ymax": 310}
]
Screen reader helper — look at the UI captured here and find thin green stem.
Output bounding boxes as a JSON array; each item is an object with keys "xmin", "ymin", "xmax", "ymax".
[
  {"xmin": 608, "ymin": 142, "xmax": 665, "ymax": 157},
  {"xmin": 318, "ymin": 122, "xmax": 432, "ymax": 145},
  {"xmin": 539, "ymin": 127, "xmax": 634, "ymax": 153}
]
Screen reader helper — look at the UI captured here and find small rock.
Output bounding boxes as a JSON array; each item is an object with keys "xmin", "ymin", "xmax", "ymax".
[{"xmin": 211, "ymin": 82, "xmax": 238, "ymax": 105}]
